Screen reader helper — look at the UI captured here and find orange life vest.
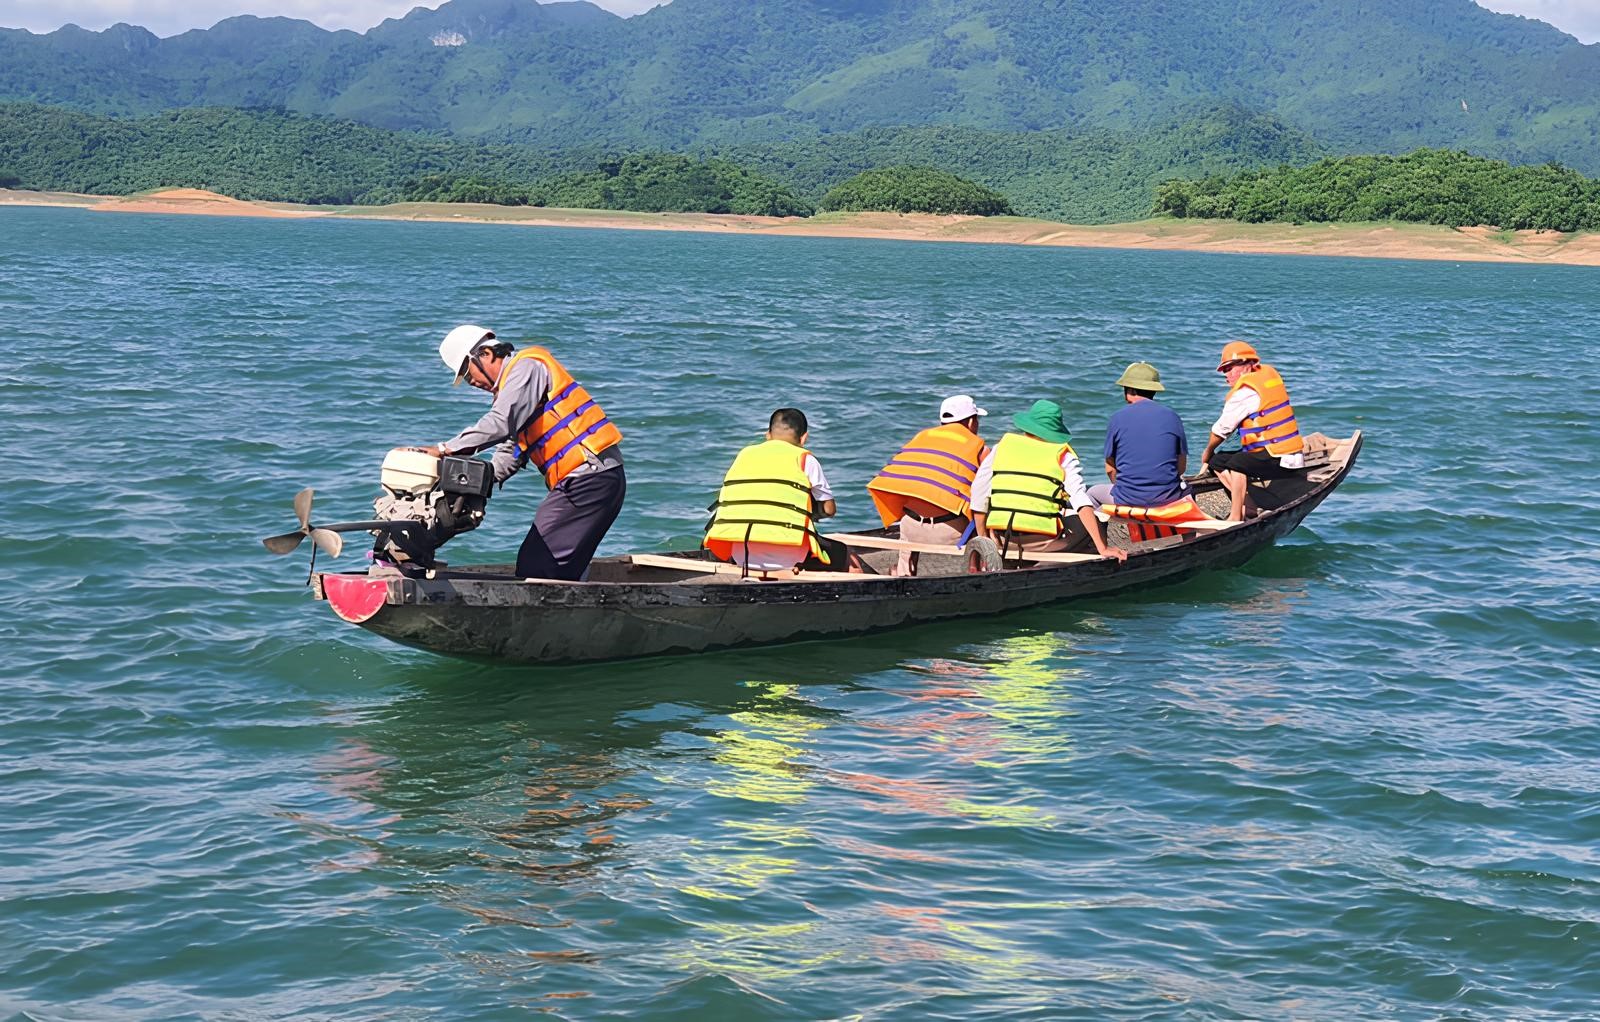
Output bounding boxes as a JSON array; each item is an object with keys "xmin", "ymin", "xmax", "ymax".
[
  {"xmin": 1229, "ymin": 363, "xmax": 1304, "ymax": 457},
  {"xmin": 501, "ymin": 347, "xmax": 622, "ymax": 489},
  {"xmin": 1099, "ymin": 496, "xmax": 1211, "ymax": 543},
  {"xmin": 866, "ymin": 424, "xmax": 986, "ymax": 526}
]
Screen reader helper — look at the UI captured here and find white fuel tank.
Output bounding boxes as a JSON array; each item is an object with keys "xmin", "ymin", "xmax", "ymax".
[{"xmin": 380, "ymin": 449, "xmax": 441, "ymax": 496}]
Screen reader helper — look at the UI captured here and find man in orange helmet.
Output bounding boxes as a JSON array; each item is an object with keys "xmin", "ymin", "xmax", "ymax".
[{"xmin": 1199, "ymin": 341, "xmax": 1306, "ymax": 521}]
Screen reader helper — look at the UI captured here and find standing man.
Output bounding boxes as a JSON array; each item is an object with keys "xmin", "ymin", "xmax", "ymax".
[
  {"xmin": 970, "ymin": 400, "xmax": 1126, "ymax": 562},
  {"xmin": 416, "ymin": 324, "xmax": 626, "ymax": 580},
  {"xmin": 867, "ymin": 395, "xmax": 989, "ymax": 576},
  {"xmin": 1199, "ymin": 341, "xmax": 1305, "ymax": 521}
]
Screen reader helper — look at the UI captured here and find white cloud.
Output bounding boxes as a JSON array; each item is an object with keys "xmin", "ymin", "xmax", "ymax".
[
  {"xmin": 1, "ymin": 0, "xmax": 667, "ymax": 37},
  {"xmin": 1475, "ymin": 1, "xmax": 1600, "ymax": 42}
]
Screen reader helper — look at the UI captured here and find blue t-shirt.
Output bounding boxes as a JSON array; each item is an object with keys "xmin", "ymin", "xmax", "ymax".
[{"xmin": 1104, "ymin": 399, "xmax": 1189, "ymax": 507}]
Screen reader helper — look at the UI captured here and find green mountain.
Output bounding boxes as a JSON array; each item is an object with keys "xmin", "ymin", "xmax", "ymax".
[{"xmin": 2, "ymin": 0, "xmax": 1598, "ymax": 170}]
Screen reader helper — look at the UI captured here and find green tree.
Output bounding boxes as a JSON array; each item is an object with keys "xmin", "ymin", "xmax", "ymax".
[
  {"xmin": 1151, "ymin": 149, "xmax": 1600, "ymax": 231},
  {"xmin": 819, "ymin": 166, "xmax": 1014, "ymax": 215}
]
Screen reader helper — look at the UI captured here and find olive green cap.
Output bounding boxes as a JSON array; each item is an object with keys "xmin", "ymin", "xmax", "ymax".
[{"xmin": 1115, "ymin": 361, "xmax": 1165, "ymax": 393}]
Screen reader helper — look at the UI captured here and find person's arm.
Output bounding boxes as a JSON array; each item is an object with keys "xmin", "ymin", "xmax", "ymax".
[
  {"xmin": 1104, "ymin": 458, "xmax": 1118, "ymax": 483},
  {"xmin": 490, "ymin": 440, "xmax": 524, "ymax": 485},
  {"xmin": 970, "ymin": 450, "xmax": 996, "ymax": 539},
  {"xmin": 805, "ymin": 455, "xmax": 837, "ymax": 520},
  {"xmin": 1064, "ymin": 453, "xmax": 1127, "ymax": 562},
  {"xmin": 440, "ymin": 358, "xmax": 549, "ymax": 457},
  {"xmin": 1202, "ymin": 389, "xmax": 1257, "ymax": 472},
  {"xmin": 1076, "ymin": 505, "xmax": 1126, "ymax": 561}
]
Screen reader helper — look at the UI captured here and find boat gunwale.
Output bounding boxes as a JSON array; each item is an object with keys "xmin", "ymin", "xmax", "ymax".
[{"xmin": 314, "ymin": 432, "xmax": 1362, "ymax": 608}]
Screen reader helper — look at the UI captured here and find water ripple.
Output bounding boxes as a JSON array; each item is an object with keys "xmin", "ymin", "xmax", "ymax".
[{"xmin": 2, "ymin": 207, "xmax": 1598, "ymax": 1019}]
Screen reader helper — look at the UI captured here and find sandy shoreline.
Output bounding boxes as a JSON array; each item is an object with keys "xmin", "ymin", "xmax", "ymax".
[{"xmin": 4, "ymin": 188, "xmax": 1598, "ymax": 266}]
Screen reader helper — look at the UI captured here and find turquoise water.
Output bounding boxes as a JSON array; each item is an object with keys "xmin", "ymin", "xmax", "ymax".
[{"xmin": 3, "ymin": 206, "xmax": 1598, "ymax": 1019}]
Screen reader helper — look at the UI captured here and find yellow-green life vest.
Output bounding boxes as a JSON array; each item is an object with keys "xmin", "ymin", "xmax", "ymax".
[
  {"xmin": 986, "ymin": 433, "xmax": 1075, "ymax": 536},
  {"xmin": 704, "ymin": 439, "xmax": 829, "ymax": 564}
]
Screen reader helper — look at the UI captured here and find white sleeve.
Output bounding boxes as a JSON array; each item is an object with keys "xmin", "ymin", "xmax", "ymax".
[
  {"xmin": 1061, "ymin": 452, "xmax": 1093, "ymax": 512},
  {"xmin": 970, "ymin": 450, "xmax": 997, "ymax": 513},
  {"xmin": 1211, "ymin": 387, "xmax": 1260, "ymax": 439},
  {"xmin": 803, "ymin": 454, "xmax": 833, "ymax": 502}
]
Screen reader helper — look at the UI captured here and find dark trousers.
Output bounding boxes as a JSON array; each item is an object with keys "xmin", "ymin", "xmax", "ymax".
[
  {"xmin": 516, "ymin": 466, "xmax": 627, "ymax": 580},
  {"xmin": 800, "ymin": 535, "xmax": 852, "ymax": 573},
  {"xmin": 1210, "ymin": 448, "xmax": 1305, "ymax": 480}
]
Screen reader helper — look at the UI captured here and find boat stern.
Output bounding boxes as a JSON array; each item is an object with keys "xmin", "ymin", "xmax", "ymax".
[{"xmin": 314, "ymin": 572, "xmax": 395, "ymax": 624}]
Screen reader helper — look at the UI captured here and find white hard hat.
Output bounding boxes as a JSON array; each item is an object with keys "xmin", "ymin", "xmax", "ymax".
[
  {"xmin": 939, "ymin": 394, "xmax": 988, "ymax": 422},
  {"xmin": 439, "ymin": 324, "xmax": 495, "ymax": 385}
]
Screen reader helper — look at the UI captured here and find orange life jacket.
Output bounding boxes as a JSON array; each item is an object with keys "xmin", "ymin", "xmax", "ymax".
[
  {"xmin": 866, "ymin": 424, "xmax": 986, "ymax": 526},
  {"xmin": 1229, "ymin": 363, "xmax": 1304, "ymax": 457},
  {"xmin": 501, "ymin": 347, "xmax": 622, "ymax": 489},
  {"xmin": 1099, "ymin": 496, "xmax": 1211, "ymax": 543}
]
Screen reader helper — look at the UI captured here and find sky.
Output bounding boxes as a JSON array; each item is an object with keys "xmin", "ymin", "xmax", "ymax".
[
  {"xmin": 0, "ymin": 0, "xmax": 664, "ymax": 36},
  {"xmin": 0, "ymin": 0, "xmax": 1596, "ymax": 41}
]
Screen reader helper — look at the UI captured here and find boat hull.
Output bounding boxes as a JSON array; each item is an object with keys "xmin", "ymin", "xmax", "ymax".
[{"xmin": 311, "ymin": 434, "xmax": 1360, "ymax": 664}]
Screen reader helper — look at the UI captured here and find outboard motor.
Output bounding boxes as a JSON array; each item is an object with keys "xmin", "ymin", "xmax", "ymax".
[{"xmin": 371, "ymin": 449, "xmax": 494, "ymax": 568}]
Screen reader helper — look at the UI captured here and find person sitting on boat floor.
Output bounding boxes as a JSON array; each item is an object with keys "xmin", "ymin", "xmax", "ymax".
[
  {"xmin": 704, "ymin": 407, "xmax": 853, "ymax": 577},
  {"xmin": 866, "ymin": 394, "xmax": 990, "ymax": 577},
  {"xmin": 406, "ymin": 324, "xmax": 626, "ymax": 581},
  {"xmin": 1199, "ymin": 341, "xmax": 1306, "ymax": 521},
  {"xmin": 970, "ymin": 399, "xmax": 1126, "ymax": 563}
]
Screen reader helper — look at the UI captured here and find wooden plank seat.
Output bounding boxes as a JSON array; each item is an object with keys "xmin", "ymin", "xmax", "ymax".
[
  {"xmin": 823, "ymin": 532, "xmax": 1105, "ymax": 565},
  {"xmin": 628, "ymin": 552, "xmax": 885, "ymax": 581}
]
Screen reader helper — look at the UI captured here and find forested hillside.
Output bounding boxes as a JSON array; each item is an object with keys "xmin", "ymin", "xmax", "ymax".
[
  {"xmin": 2, "ymin": 0, "xmax": 1598, "ymax": 172},
  {"xmin": 0, "ymin": 103, "xmax": 1322, "ymax": 221},
  {"xmin": 1154, "ymin": 150, "xmax": 1600, "ymax": 231}
]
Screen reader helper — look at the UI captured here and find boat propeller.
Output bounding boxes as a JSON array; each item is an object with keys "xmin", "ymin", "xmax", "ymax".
[{"xmin": 262, "ymin": 488, "xmax": 348, "ymax": 559}]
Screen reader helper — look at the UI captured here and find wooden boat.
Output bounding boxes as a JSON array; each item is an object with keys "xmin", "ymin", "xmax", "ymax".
[{"xmin": 310, "ymin": 431, "xmax": 1362, "ymax": 664}]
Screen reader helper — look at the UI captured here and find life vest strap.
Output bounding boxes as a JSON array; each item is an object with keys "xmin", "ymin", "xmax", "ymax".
[
  {"xmin": 991, "ymin": 468, "xmax": 1065, "ymax": 486},
  {"xmin": 875, "ymin": 470, "xmax": 968, "ymax": 502},
  {"xmin": 988, "ymin": 487, "xmax": 1070, "ymax": 508},
  {"xmin": 721, "ymin": 476, "xmax": 813, "ymax": 494},
  {"xmin": 895, "ymin": 446, "xmax": 981, "ymax": 473},
  {"xmin": 710, "ymin": 498, "xmax": 818, "ymax": 515},
  {"xmin": 527, "ymin": 397, "xmax": 598, "ymax": 452},
  {"xmin": 709, "ymin": 517, "xmax": 814, "ymax": 534},
  {"xmin": 541, "ymin": 415, "xmax": 616, "ymax": 469},
  {"xmin": 1243, "ymin": 429, "xmax": 1301, "ymax": 452},
  {"xmin": 886, "ymin": 458, "xmax": 976, "ymax": 487},
  {"xmin": 1242, "ymin": 410, "xmax": 1295, "ymax": 436}
]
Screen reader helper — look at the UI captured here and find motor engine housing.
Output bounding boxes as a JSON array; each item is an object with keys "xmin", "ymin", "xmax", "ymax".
[{"xmin": 371, "ymin": 454, "xmax": 493, "ymax": 568}]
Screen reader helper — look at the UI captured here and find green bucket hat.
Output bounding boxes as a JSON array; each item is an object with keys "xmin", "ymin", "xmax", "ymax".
[
  {"xmin": 1011, "ymin": 399, "xmax": 1073, "ymax": 444},
  {"xmin": 1115, "ymin": 361, "xmax": 1165, "ymax": 392}
]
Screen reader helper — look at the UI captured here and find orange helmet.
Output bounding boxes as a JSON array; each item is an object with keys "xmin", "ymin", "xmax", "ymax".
[{"xmin": 1217, "ymin": 341, "xmax": 1260, "ymax": 371}]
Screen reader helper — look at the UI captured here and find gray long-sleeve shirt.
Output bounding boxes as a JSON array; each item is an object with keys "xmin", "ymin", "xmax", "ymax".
[{"xmin": 442, "ymin": 355, "xmax": 621, "ymax": 486}]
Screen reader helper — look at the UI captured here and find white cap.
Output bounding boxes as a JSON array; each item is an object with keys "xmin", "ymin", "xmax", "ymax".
[
  {"xmin": 439, "ymin": 324, "xmax": 495, "ymax": 385},
  {"xmin": 939, "ymin": 394, "xmax": 988, "ymax": 422}
]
